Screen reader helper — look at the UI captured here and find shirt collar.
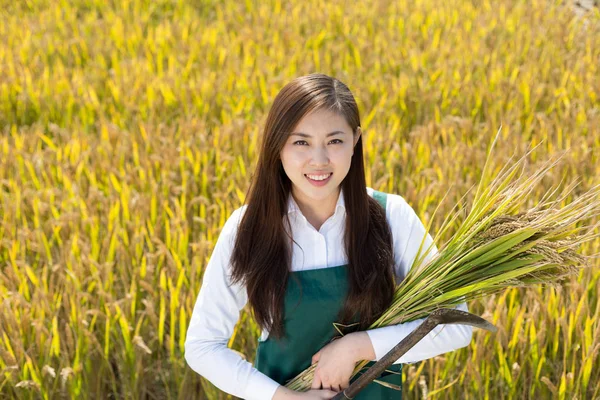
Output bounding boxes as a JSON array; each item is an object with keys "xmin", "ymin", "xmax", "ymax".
[{"xmin": 287, "ymin": 187, "xmax": 346, "ymax": 216}]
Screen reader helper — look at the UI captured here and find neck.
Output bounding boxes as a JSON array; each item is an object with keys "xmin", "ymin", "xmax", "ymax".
[{"xmin": 292, "ymin": 187, "xmax": 340, "ymax": 231}]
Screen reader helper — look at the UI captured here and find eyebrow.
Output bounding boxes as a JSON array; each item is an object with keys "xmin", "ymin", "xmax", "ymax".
[{"xmin": 289, "ymin": 131, "xmax": 347, "ymax": 138}]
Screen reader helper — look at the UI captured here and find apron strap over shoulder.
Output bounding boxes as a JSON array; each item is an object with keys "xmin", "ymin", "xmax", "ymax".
[{"xmin": 372, "ymin": 190, "xmax": 387, "ymax": 211}]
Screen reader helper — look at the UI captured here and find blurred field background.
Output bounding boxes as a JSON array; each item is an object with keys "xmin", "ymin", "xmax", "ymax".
[{"xmin": 1, "ymin": 0, "xmax": 599, "ymax": 398}]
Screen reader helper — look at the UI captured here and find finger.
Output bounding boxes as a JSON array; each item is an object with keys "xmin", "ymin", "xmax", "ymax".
[
  {"xmin": 312, "ymin": 351, "xmax": 320, "ymax": 365},
  {"xmin": 311, "ymin": 373, "xmax": 321, "ymax": 390},
  {"xmin": 341, "ymin": 380, "xmax": 350, "ymax": 390}
]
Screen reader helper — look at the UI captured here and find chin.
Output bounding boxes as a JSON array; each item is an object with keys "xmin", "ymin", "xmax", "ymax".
[{"xmin": 302, "ymin": 184, "xmax": 338, "ymax": 197}]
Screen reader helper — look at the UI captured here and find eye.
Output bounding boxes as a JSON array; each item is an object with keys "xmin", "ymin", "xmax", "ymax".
[{"xmin": 292, "ymin": 139, "xmax": 344, "ymax": 145}]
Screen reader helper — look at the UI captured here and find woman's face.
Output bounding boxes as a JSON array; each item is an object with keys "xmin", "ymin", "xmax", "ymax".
[{"xmin": 280, "ymin": 108, "xmax": 360, "ymax": 207}]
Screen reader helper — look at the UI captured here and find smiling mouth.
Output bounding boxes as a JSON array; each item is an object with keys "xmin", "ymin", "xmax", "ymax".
[{"xmin": 304, "ymin": 173, "xmax": 333, "ymax": 181}]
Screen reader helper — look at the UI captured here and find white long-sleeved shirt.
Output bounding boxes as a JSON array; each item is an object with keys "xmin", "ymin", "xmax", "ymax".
[{"xmin": 184, "ymin": 187, "xmax": 472, "ymax": 400}]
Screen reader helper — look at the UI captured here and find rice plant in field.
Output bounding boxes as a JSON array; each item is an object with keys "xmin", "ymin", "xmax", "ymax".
[{"xmin": 0, "ymin": 0, "xmax": 599, "ymax": 399}]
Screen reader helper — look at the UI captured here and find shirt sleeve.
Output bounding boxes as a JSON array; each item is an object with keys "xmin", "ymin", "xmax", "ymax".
[
  {"xmin": 364, "ymin": 195, "xmax": 473, "ymax": 364},
  {"xmin": 184, "ymin": 206, "xmax": 281, "ymax": 400}
]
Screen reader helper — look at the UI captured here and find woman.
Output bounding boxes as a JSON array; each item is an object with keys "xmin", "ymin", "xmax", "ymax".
[{"xmin": 185, "ymin": 73, "xmax": 472, "ymax": 400}]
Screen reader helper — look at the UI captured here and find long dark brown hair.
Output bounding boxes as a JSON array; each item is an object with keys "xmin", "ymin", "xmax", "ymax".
[{"xmin": 230, "ymin": 73, "xmax": 395, "ymax": 340}]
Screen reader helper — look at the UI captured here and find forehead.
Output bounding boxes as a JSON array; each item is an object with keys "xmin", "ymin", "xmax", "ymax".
[{"xmin": 292, "ymin": 108, "xmax": 352, "ymax": 134}]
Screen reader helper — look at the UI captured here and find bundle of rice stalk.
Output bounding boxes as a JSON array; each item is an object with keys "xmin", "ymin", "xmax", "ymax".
[{"xmin": 285, "ymin": 129, "xmax": 600, "ymax": 391}]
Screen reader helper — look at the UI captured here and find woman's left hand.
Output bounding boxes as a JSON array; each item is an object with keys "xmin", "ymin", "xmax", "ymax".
[{"xmin": 310, "ymin": 333, "xmax": 367, "ymax": 392}]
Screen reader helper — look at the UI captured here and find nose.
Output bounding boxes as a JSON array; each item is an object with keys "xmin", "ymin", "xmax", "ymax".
[{"xmin": 309, "ymin": 146, "xmax": 330, "ymax": 166}]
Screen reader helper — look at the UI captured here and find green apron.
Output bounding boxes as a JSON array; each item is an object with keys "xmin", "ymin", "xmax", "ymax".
[{"xmin": 254, "ymin": 191, "xmax": 402, "ymax": 399}]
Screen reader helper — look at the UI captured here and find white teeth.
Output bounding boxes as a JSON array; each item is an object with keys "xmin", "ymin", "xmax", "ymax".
[{"xmin": 305, "ymin": 173, "xmax": 332, "ymax": 181}]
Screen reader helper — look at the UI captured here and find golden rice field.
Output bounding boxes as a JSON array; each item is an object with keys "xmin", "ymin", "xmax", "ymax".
[{"xmin": 1, "ymin": 0, "xmax": 599, "ymax": 398}]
